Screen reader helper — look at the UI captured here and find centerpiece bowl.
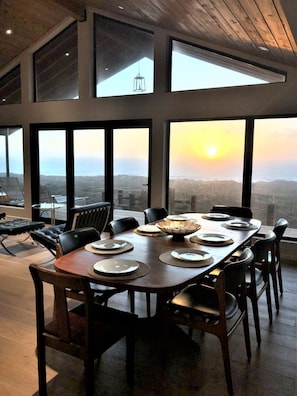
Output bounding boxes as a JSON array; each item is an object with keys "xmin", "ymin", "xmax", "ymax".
[{"xmin": 156, "ymin": 220, "xmax": 201, "ymax": 241}]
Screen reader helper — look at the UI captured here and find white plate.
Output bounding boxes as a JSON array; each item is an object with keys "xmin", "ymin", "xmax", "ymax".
[
  {"xmin": 228, "ymin": 220, "xmax": 251, "ymax": 228},
  {"xmin": 171, "ymin": 248, "xmax": 212, "ymax": 262},
  {"xmin": 166, "ymin": 215, "xmax": 188, "ymax": 221},
  {"xmin": 93, "ymin": 259, "xmax": 139, "ymax": 275},
  {"xmin": 92, "ymin": 240, "xmax": 127, "ymax": 250},
  {"xmin": 197, "ymin": 233, "xmax": 232, "ymax": 243},
  {"xmin": 137, "ymin": 224, "xmax": 161, "ymax": 233},
  {"xmin": 205, "ymin": 213, "xmax": 231, "ymax": 220}
]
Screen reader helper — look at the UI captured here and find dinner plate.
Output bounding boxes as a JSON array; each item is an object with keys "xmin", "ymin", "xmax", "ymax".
[
  {"xmin": 204, "ymin": 212, "xmax": 231, "ymax": 220},
  {"xmin": 91, "ymin": 240, "xmax": 127, "ymax": 250},
  {"xmin": 196, "ymin": 233, "xmax": 232, "ymax": 243},
  {"xmin": 171, "ymin": 248, "xmax": 211, "ymax": 262},
  {"xmin": 165, "ymin": 215, "xmax": 188, "ymax": 221},
  {"xmin": 93, "ymin": 259, "xmax": 139, "ymax": 275},
  {"xmin": 137, "ymin": 224, "xmax": 161, "ymax": 233},
  {"xmin": 225, "ymin": 220, "xmax": 252, "ymax": 229}
]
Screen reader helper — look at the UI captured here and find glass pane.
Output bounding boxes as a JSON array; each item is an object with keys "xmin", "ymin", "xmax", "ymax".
[
  {"xmin": 171, "ymin": 40, "xmax": 286, "ymax": 92},
  {"xmin": 252, "ymin": 118, "xmax": 297, "ymax": 227},
  {"xmin": 169, "ymin": 120, "xmax": 245, "ymax": 213},
  {"xmin": 73, "ymin": 129, "xmax": 105, "ymax": 204},
  {"xmin": 0, "ymin": 127, "xmax": 24, "ymax": 206},
  {"xmin": 34, "ymin": 23, "xmax": 78, "ymax": 101},
  {"xmin": 0, "ymin": 65, "xmax": 21, "ymax": 104},
  {"xmin": 38, "ymin": 130, "xmax": 66, "ymax": 222},
  {"xmin": 113, "ymin": 128, "xmax": 149, "ymax": 223},
  {"xmin": 95, "ymin": 14, "xmax": 154, "ymax": 97}
]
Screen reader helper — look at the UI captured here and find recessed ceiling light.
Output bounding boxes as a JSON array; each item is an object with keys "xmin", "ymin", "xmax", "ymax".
[
  {"xmin": 65, "ymin": 52, "xmax": 70, "ymax": 56},
  {"xmin": 5, "ymin": 29, "xmax": 12, "ymax": 35},
  {"xmin": 259, "ymin": 46, "xmax": 269, "ymax": 51}
]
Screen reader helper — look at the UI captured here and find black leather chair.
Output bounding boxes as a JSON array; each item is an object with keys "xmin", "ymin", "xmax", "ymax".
[
  {"xmin": 144, "ymin": 207, "xmax": 168, "ymax": 224},
  {"xmin": 246, "ymin": 230, "xmax": 276, "ymax": 345},
  {"xmin": 270, "ymin": 218, "xmax": 288, "ymax": 311},
  {"xmin": 210, "ymin": 205, "xmax": 253, "ymax": 218},
  {"xmin": 31, "ymin": 202, "xmax": 111, "ymax": 256},
  {"xmin": 56, "ymin": 227, "xmax": 126, "ymax": 305},
  {"xmin": 165, "ymin": 248, "xmax": 253, "ymax": 396}
]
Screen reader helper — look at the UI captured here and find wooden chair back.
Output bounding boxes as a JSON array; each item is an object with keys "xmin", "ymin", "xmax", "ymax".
[{"xmin": 29, "ymin": 263, "xmax": 136, "ymax": 395}]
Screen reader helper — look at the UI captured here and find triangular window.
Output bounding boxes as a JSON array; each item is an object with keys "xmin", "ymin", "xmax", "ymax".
[{"xmin": 171, "ymin": 39, "xmax": 286, "ymax": 91}]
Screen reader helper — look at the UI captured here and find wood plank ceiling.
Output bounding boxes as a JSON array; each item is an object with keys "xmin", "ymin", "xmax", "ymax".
[{"xmin": 0, "ymin": 0, "xmax": 296, "ymax": 74}]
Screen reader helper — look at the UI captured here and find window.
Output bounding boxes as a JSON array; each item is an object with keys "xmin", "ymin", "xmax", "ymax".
[
  {"xmin": 34, "ymin": 23, "xmax": 78, "ymax": 101},
  {"xmin": 0, "ymin": 126, "xmax": 24, "ymax": 206},
  {"xmin": 113, "ymin": 128, "xmax": 149, "ymax": 218},
  {"xmin": 0, "ymin": 65, "xmax": 21, "ymax": 104},
  {"xmin": 171, "ymin": 39, "xmax": 286, "ymax": 92},
  {"xmin": 169, "ymin": 120, "xmax": 245, "ymax": 213},
  {"xmin": 31, "ymin": 122, "xmax": 150, "ymax": 224},
  {"xmin": 94, "ymin": 14, "xmax": 154, "ymax": 97},
  {"xmin": 38, "ymin": 130, "xmax": 67, "ymax": 221},
  {"xmin": 251, "ymin": 117, "xmax": 297, "ymax": 228},
  {"xmin": 73, "ymin": 129, "xmax": 105, "ymax": 204}
]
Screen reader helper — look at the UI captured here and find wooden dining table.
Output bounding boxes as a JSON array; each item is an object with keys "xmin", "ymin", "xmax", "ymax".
[{"xmin": 55, "ymin": 213, "xmax": 261, "ymax": 312}]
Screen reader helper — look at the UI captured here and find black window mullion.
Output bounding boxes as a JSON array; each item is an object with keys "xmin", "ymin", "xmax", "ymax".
[{"xmin": 242, "ymin": 118, "xmax": 254, "ymax": 207}]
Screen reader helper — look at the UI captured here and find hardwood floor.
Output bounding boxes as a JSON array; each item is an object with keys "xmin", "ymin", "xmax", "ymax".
[{"xmin": 0, "ymin": 234, "xmax": 296, "ymax": 395}]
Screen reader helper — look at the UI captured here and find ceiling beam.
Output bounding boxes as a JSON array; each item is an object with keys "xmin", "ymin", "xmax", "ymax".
[{"xmin": 48, "ymin": 0, "xmax": 86, "ymax": 22}]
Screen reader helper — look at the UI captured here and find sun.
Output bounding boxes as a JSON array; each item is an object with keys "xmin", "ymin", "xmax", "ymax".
[{"xmin": 206, "ymin": 146, "xmax": 218, "ymax": 157}]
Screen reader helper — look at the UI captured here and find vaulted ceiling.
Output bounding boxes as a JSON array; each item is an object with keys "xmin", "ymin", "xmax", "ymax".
[{"xmin": 0, "ymin": 0, "xmax": 297, "ymax": 74}]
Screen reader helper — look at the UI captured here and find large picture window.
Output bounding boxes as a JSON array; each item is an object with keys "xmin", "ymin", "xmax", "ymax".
[
  {"xmin": 169, "ymin": 120, "xmax": 245, "ymax": 213},
  {"xmin": 251, "ymin": 117, "xmax": 297, "ymax": 228},
  {"xmin": 94, "ymin": 14, "xmax": 154, "ymax": 97}
]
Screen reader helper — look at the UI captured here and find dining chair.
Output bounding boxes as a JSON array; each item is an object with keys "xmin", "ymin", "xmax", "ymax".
[
  {"xmin": 56, "ymin": 227, "xmax": 127, "ymax": 305},
  {"xmin": 29, "ymin": 263, "xmax": 137, "ymax": 396},
  {"xmin": 109, "ymin": 217, "xmax": 151, "ymax": 317},
  {"xmin": 144, "ymin": 207, "xmax": 168, "ymax": 224},
  {"xmin": 246, "ymin": 230, "xmax": 276, "ymax": 345},
  {"xmin": 164, "ymin": 248, "xmax": 253, "ymax": 396},
  {"xmin": 270, "ymin": 218, "xmax": 288, "ymax": 311},
  {"xmin": 109, "ymin": 216, "xmax": 140, "ymax": 235},
  {"xmin": 210, "ymin": 205, "xmax": 253, "ymax": 219}
]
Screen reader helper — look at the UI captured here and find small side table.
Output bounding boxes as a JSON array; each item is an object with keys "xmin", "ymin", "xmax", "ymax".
[{"xmin": 32, "ymin": 203, "xmax": 64, "ymax": 225}]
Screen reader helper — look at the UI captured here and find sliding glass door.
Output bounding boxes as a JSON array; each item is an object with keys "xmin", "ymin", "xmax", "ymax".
[
  {"xmin": 113, "ymin": 127, "xmax": 149, "ymax": 222},
  {"xmin": 31, "ymin": 122, "xmax": 150, "ymax": 224}
]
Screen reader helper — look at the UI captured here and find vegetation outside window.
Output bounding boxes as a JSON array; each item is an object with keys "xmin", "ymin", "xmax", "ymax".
[
  {"xmin": 251, "ymin": 117, "xmax": 297, "ymax": 228},
  {"xmin": 169, "ymin": 120, "xmax": 245, "ymax": 213}
]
